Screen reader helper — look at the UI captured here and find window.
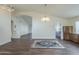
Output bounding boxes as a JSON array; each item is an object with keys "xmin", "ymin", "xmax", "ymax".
[
  {"xmin": 56, "ymin": 23, "xmax": 61, "ymax": 32},
  {"xmin": 75, "ymin": 21, "xmax": 79, "ymax": 34}
]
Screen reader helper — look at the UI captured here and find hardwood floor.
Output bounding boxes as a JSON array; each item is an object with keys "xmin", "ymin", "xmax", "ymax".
[{"xmin": 0, "ymin": 34, "xmax": 79, "ymax": 55}]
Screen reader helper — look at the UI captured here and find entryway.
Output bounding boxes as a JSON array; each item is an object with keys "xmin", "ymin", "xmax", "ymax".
[{"xmin": 55, "ymin": 22, "xmax": 62, "ymax": 40}]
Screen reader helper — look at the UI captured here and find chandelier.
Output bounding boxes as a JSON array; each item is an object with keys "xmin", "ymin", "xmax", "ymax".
[
  {"xmin": 41, "ymin": 16, "xmax": 50, "ymax": 22},
  {"xmin": 41, "ymin": 4, "xmax": 50, "ymax": 22}
]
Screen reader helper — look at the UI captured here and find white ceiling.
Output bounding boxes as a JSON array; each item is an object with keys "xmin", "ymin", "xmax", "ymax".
[{"xmin": 11, "ymin": 4, "xmax": 79, "ymax": 18}]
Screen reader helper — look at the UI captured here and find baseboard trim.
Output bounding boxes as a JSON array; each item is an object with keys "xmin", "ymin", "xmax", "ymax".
[
  {"xmin": 32, "ymin": 38, "xmax": 56, "ymax": 40},
  {"xmin": 0, "ymin": 40, "xmax": 11, "ymax": 46}
]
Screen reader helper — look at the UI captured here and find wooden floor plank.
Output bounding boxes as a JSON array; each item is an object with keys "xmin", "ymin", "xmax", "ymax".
[{"xmin": 0, "ymin": 34, "xmax": 79, "ymax": 55}]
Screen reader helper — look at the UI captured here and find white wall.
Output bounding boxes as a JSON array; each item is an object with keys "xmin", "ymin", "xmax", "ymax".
[
  {"xmin": 12, "ymin": 15, "xmax": 32, "ymax": 38},
  {"xmin": 32, "ymin": 15, "xmax": 72, "ymax": 39},
  {"xmin": 0, "ymin": 7, "xmax": 11, "ymax": 45},
  {"xmin": 21, "ymin": 15, "xmax": 32, "ymax": 33},
  {"xmin": 68, "ymin": 17, "xmax": 79, "ymax": 33},
  {"xmin": 15, "ymin": 11, "xmax": 72, "ymax": 39}
]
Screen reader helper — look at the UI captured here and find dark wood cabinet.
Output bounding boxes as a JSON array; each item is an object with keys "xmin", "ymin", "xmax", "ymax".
[
  {"xmin": 63, "ymin": 26, "xmax": 73, "ymax": 40},
  {"xmin": 70, "ymin": 33, "xmax": 79, "ymax": 43},
  {"xmin": 63, "ymin": 26, "xmax": 79, "ymax": 43}
]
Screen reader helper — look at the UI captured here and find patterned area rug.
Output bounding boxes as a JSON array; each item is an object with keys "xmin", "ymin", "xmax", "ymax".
[{"xmin": 32, "ymin": 40, "xmax": 65, "ymax": 48}]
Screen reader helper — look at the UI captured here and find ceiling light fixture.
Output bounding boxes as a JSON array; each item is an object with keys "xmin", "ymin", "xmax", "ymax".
[
  {"xmin": 42, "ymin": 16, "xmax": 50, "ymax": 21},
  {"xmin": 41, "ymin": 4, "xmax": 50, "ymax": 22}
]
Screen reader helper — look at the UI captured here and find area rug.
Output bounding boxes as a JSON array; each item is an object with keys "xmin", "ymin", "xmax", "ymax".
[{"xmin": 31, "ymin": 40, "xmax": 65, "ymax": 48}]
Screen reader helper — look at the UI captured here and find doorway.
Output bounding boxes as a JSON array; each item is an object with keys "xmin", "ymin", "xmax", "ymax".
[
  {"xmin": 55, "ymin": 23, "xmax": 62, "ymax": 39},
  {"xmin": 11, "ymin": 20, "xmax": 14, "ymax": 38}
]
